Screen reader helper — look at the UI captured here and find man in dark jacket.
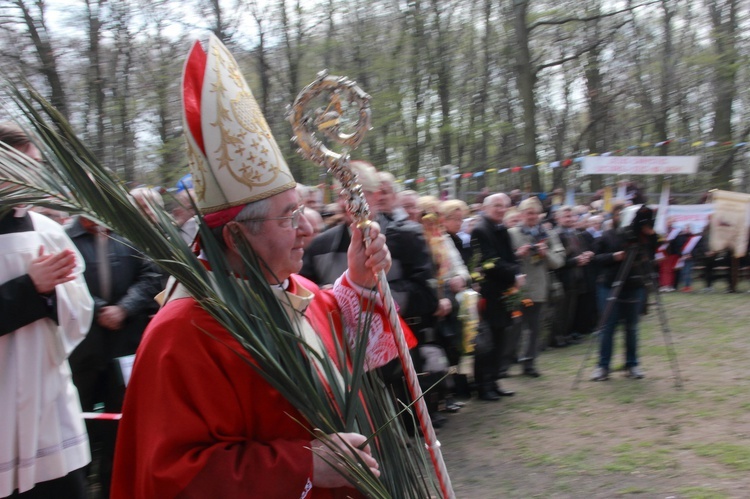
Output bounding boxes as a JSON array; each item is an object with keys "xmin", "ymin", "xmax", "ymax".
[
  {"xmin": 302, "ymin": 163, "xmax": 438, "ymax": 335},
  {"xmin": 470, "ymin": 193, "xmax": 521, "ymax": 401},
  {"xmin": 551, "ymin": 206, "xmax": 593, "ymax": 347},
  {"xmin": 66, "ymin": 215, "xmax": 162, "ymax": 496},
  {"xmin": 577, "ymin": 214, "xmax": 603, "ymax": 335},
  {"xmin": 591, "ymin": 205, "xmax": 658, "ymax": 381}
]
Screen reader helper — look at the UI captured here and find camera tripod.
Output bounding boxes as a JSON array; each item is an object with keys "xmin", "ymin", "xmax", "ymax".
[{"xmin": 572, "ymin": 240, "xmax": 684, "ymax": 389}]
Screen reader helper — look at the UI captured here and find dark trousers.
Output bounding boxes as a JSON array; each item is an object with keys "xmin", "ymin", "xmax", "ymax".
[
  {"xmin": 498, "ymin": 319, "xmax": 521, "ymax": 376},
  {"xmin": 704, "ymin": 254, "xmax": 733, "ymax": 290},
  {"xmin": 4, "ymin": 468, "xmax": 86, "ymax": 499},
  {"xmin": 596, "ymin": 285, "xmax": 645, "ymax": 369},
  {"xmin": 730, "ymin": 257, "xmax": 740, "ymax": 292},
  {"xmin": 437, "ymin": 314, "xmax": 463, "ymax": 368},
  {"xmin": 551, "ymin": 288, "xmax": 577, "ymax": 345},
  {"xmin": 575, "ymin": 289, "xmax": 598, "ymax": 335},
  {"xmin": 474, "ymin": 322, "xmax": 508, "ymax": 393},
  {"xmin": 519, "ymin": 302, "xmax": 544, "ymax": 368},
  {"xmin": 72, "ymin": 364, "xmax": 125, "ymax": 499}
]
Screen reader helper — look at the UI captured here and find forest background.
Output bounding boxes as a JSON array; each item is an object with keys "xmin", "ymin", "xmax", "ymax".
[{"xmin": 1, "ymin": 0, "xmax": 748, "ymax": 202}]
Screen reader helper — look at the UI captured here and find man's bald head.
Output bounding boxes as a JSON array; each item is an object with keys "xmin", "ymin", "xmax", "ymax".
[
  {"xmin": 483, "ymin": 193, "xmax": 511, "ymax": 224},
  {"xmin": 484, "ymin": 193, "xmax": 510, "ymax": 208}
]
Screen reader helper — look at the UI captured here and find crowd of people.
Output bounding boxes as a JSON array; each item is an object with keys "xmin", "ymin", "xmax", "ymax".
[
  {"xmin": 298, "ymin": 178, "xmax": 664, "ymax": 392},
  {"xmin": 296, "ymin": 176, "xmax": 750, "ymax": 392},
  {"xmin": 3, "ymin": 34, "xmax": 748, "ymax": 499}
]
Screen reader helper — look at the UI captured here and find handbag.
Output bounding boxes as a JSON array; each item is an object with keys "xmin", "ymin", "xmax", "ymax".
[{"xmin": 472, "ymin": 320, "xmax": 494, "ymax": 356}]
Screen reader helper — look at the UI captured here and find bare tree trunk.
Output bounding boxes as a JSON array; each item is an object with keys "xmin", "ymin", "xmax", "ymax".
[
  {"xmin": 405, "ymin": 0, "xmax": 429, "ymax": 179},
  {"xmin": 85, "ymin": 0, "xmax": 106, "ymax": 161},
  {"xmin": 462, "ymin": 0, "xmax": 490, "ymax": 181},
  {"xmin": 708, "ymin": 0, "xmax": 739, "ymax": 188},
  {"xmin": 547, "ymin": 76, "xmax": 571, "ymax": 190},
  {"xmin": 110, "ymin": 0, "xmax": 135, "ymax": 182},
  {"xmin": 430, "ymin": 0, "xmax": 452, "ymax": 166},
  {"xmin": 584, "ymin": 10, "xmax": 605, "ymax": 192},
  {"xmin": 13, "ymin": 0, "xmax": 69, "ymax": 119},
  {"xmin": 154, "ymin": 28, "xmax": 183, "ymax": 184},
  {"xmin": 279, "ymin": 0, "xmax": 307, "ymax": 180},
  {"xmin": 323, "ymin": 0, "xmax": 336, "ymax": 71},
  {"xmin": 655, "ymin": 0, "xmax": 676, "ymax": 157},
  {"xmin": 249, "ymin": 1, "xmax": 271, "ymax": 117},
  {"xmin": 207, "ymin": 0, "xmax": 229, "ymax": 43},
  {"xmin": 280, "ymin": 0, "xmax": 305, "ymax": 104},
  {"xmin": 477, "ymin": 0, "xmax": 492, "ymax": 175},
  {"xmin": 511, "ymin": 0, "xmax": 541, "ymax": 192}
]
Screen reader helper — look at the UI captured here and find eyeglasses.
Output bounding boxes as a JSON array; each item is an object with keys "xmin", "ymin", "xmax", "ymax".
[{"xmin": 242, "ymin": 205, "xmax": 306, "ymax": 229}]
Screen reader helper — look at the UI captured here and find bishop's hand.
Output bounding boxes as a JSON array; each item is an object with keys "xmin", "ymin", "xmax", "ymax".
[
  {"xmin": 347, "ymin": 221, "xmax": 390, "ymax": 289},
  {"xmin": 311, "ymin": 432, "xmax": 380, "ymax": 488}
]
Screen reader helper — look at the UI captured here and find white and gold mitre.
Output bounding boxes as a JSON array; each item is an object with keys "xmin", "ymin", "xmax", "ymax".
[{"xmin": 182, "ymin": 34, "xmax": 295, "ymax": 214}]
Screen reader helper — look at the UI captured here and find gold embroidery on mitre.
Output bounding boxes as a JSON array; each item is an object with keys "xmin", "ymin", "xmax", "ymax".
[
  {"xmin": 203, "ymin": 39, "xmax": 294, "ymax": 194},
  {"xmin": 185, "ymin": 137, "xmax": 208, "ymax": 202},
  {"xmin": 232, "ymin": 91, "xmax": 269, "ymax": 135}
]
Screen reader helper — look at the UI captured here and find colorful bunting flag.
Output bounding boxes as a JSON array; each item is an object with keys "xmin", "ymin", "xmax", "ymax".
[{"xmin": 383, "ymin": 139, "xmax": 745, "ymax": 189}]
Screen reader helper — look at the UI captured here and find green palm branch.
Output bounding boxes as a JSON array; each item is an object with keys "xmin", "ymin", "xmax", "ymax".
[{"xmin": 0, "ymin": 82, "xmax": 438, "ymax": 498}]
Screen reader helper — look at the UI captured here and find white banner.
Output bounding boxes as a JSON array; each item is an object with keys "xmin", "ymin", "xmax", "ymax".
[
  {"xmin": 710, "ymin": 190, "xmax": 750, "ymax": 258},
  {"xmin": 664, "ymin": 204, "xmax": 714, "ymax": 234},
  {"xmin": 581, "ymin": 156, "xmax": 700, "ymax": 175}
]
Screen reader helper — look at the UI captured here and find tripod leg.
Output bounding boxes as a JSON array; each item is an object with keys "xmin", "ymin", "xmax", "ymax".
[
  {"xmin": 645, "ymin": 269, "xmax": 684, "ymax": 389},
  {"xmin": 572, "ymin": 324, "xmax": 601, "ymax": 389}
]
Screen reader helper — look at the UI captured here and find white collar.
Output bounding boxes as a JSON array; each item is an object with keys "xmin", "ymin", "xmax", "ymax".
[{"xmin": 14, "ymin": 205, "xmax": 29, "ymax": 218}]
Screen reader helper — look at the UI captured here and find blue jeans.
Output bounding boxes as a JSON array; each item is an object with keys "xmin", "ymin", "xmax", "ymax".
[
  {"xmin": 596, "ymin": 284, "xmax": 645, "ymax": 370},
  {"xmin": 679, "ymin": 258, "xmax": 694, "ymax": 288}
]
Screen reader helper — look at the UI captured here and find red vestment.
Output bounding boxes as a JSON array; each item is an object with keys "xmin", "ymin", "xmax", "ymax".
[{"xmin": 111, "ymin": 273, "xmax": 414, "ymax": 498}]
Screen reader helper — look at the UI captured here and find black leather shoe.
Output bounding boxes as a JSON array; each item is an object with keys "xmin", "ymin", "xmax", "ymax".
[
  {"xmin": 523, "ymin": 368, "xmax": 541, "ymax": 378},
  {"xmin": 443, "ymin": 398, "xmax": 462, "ymax": 413},
  {"xmin": 443, "ymin": 403, "xmax": 460, "ymax": 413},
  {"xmin": 494, "ymin": 388, "xmax": 515, "ymax": 397},
  {"xmin": 478, "ymin": 390, "xmax": 500, "ymax": 401}
]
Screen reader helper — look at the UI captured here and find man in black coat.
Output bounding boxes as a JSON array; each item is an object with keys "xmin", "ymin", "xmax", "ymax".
[
  {"xmin": 470, "ymin": 193, "xmax": 521, "ymax": 401},
  {"xmin": 302, "ymin": 164, "xmax": 437, "ymax": 336},
  {"xmin": 577, "ymin": 214, "xmax": 603, "ymax": 335},
  {"xmin": 591, "ymin": 205, "xmax": 658, "ymax": 382},
  {"xmin": 551, "ymin": 206, "xmax": 593, "ymax": 346},
  {"xmin": 66, "ymin": 215, "xmax": 162, "ymax": 496}
]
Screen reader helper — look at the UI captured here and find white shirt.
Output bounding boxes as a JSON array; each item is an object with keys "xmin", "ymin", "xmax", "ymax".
[{"xmin": 0, "ymin": 212, "xmax": 94, "ymax": 495}]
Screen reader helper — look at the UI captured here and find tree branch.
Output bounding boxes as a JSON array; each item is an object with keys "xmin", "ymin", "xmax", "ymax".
[
  {"xmin": 534, "ymin": 19, "xmax": 628, "ymax": 74},
  {"xmin": 528, "ymin": 0, "xmax": 659, "ymax": 32},
  {"xmin": 571, "ymin": 90, "xmax": 626, "ymax": 153},
  {"xmin": 711, "ymin": 124, "xmax": 750, "ymax": 177},
  {"xmin": 535, "ymin": 38, "xmax": 604, "ymax": 73}
]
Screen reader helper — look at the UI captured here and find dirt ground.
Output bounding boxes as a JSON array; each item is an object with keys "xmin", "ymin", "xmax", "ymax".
[{"xmin": 437, "ymin": 283, "xmax": 750, "ymax": 499}]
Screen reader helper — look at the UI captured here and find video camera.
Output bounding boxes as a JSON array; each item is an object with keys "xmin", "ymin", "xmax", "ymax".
[{"xmin": 618, "ymin": 204, "xmax": 655, "ymax": 242}]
